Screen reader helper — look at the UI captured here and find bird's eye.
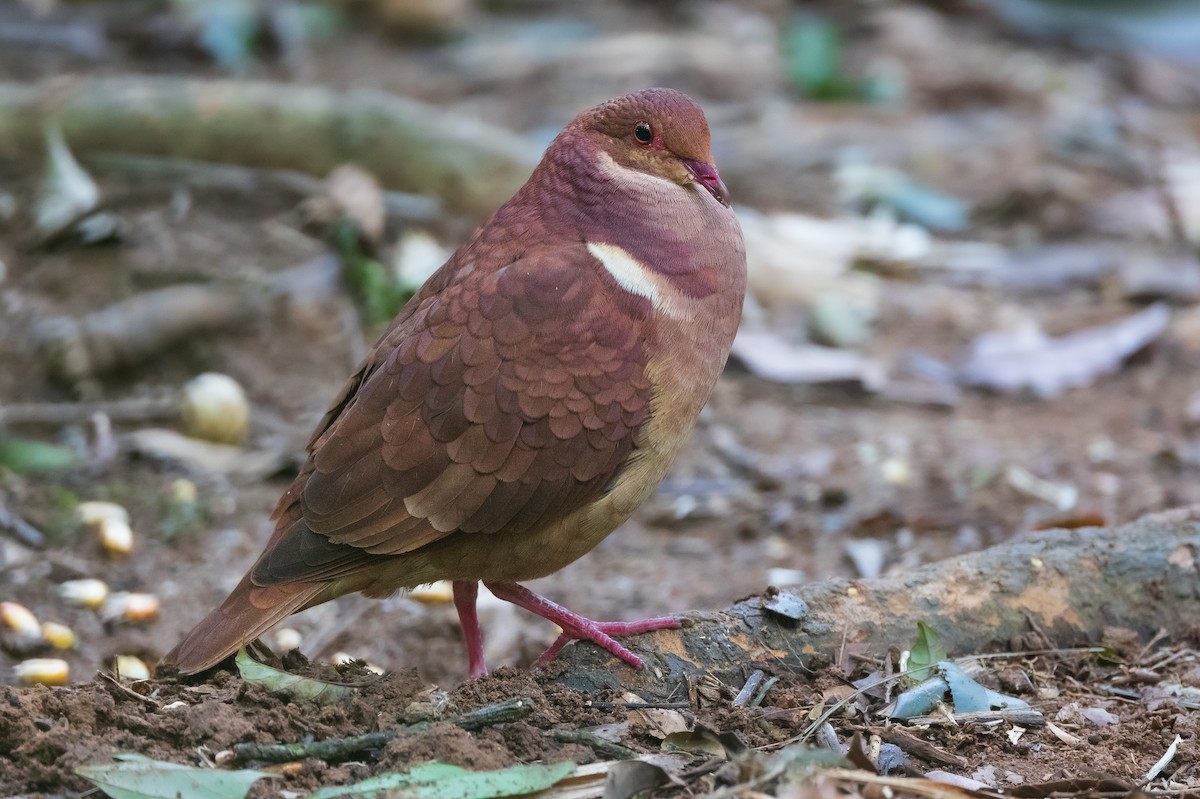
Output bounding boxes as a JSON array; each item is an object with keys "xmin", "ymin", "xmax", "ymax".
[{"xmin": 633, "ymin": 122, "xmax": 653, "ymax": 145}]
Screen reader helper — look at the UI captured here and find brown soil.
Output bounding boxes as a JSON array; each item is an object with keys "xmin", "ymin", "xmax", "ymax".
[{"xmin": 3, "ymin": 0, "xmax": 1200, "ymax": 796}]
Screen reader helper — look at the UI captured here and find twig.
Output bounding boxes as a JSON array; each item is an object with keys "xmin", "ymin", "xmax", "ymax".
[
  {"xmin": 750, "ymin": 676, "xmax": 779, "ymax": 708},
  {"xmin": 587, "ymin": 700, "xmax": 691, "ymax": 710},
  {"xmin": 873, "ymin": 726, "xmax": 969, "ymax": 768},
  {"xmin": 0, "ymin": 502, "xmax": 45, "ymax": 548},
  {"xmin": 33, "ymin": 283, "xmax": 268, "ymax": 383},
  {"xmin": 0, "ymin": 18, "xmax": 107, "ymax": 59},
  {"xmin": 233, "ymin": 731, "xmax": 393, "ymax": 764},
  {"xmin": 0, "ymin": 396, "xmax": 179, "ymax": 426},
  {"xmin": 733, "ymin": 670, "xmax": 766, "ymax": 707},
  {"xmin": 233, "ymin": 695, "xmax": 535, "ymax": 764},
  {"xmin": 88, "ymin": 154, "xmax": 443, "ymax": 222},
  {"xmin": 902, "ymin": 708, "xmax": 1045, "ymax": 727},
  {"xmin": 551, "ymin": 729, "xmax": 638, "ymax": 760},
  {"xmin": 98, "ymin": 671, "xmax": 161, "ymax": 708},
  {"xmin": 453, "ymin": 696, "xmax": 534, "ymax": 731}
]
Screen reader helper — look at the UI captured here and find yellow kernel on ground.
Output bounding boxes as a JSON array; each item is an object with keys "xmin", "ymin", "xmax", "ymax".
[
  {"xmin": 170, "ymin": 478, "xmax": 198, "ymax": 505},
  {"xmin": 57, "ymin": 579, "xmax": 109, "ymax": 608},
  {"xmin": 41, "ymin": 622, "xmax": 76, "ymax": 650},
  {"xmin": 102, "ymin": 592, "xmax": 160, "ymax": 624},
  {"xmin": 181, "ymin": 373, "xmax": 250, "ymax": 445},
  {"xmin": 98, "ymin": 517, "xmax": 134, "ymax": 556},
  {"xmin": 408, "ymin": 580, "xmax": 454, "ymax": 605},
  {"xmin": 14, "ymin": 658, "xmax": 69, "ymax": 686},
  {"xmin": 274, "ymin": 628, "xmax": 302, "ymax": 651},
  {"xmin": 114, "ymin": 655, "xmax": 151, "ymax": 681},
  {"xmin": 75, "ymin": 501, "xmax": 129, "ymax": 526},
  {"xmin": 0, "ymin": 601, "xmax": 41, "ymax": 638}
]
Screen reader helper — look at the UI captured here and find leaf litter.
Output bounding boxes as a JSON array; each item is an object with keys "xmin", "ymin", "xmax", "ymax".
[{"xmin": 6, "ymin": 0, "xmax": 1200, "ymax": 796}]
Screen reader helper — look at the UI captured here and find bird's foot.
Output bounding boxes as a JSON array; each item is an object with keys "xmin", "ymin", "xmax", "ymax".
[
  {"xmin": 532, "ymin": 616, "xmax": 682, "ymax": 669},
  {"xmin": 484, "ymin": 581, "xmax": 681, "ymax": 670}
]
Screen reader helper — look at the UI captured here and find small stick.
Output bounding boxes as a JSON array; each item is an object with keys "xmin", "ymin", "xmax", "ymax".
[
  {"xmin": 0, "ymin": 502, "xmax": 46, "ymax": 548},
  {"xmin": 874, "ymin": 726, "xmax": 969, "ymax": 768},
  {"xmin": 98, "ymin": 671, "xmax": 161, "ymax": 708},
  {"xmin": 453, "ymin": 696, "xmax": 534, "ymax": 731},
  {"xmin": 88, "ymin": 153, "xmax": 443, "ymax": 222},
  {"xmin": 551, "ymin": 729, "xmax": 638, "ymax": 760},
  {"xmin": 750, "ymin": 676, "xmax": 779, "ymax": 708},
  {"xmin": 233, "ymin": 696, "xmax": 535, "ymax": 764},
  {"xmin": 233, "ymin": 731, "xmax": 393, "ymax": 764},
  {"xmin": 0, "ymin": 395, "xmax": 179, "ymax": 426},
  {"xmin": 588, "ymin": 700, "xmax": 691, "ymax": 710},
  {"xmin": 732, "ymin": 670, "xmax": 766, "ymax": 707},
  {"xmin": 903, "ymin": 708, "xmax": 1046, "ymax": 727},
  {"xmin": 34, "ymin": 283, "xmax": 267, "ymax": 383}
]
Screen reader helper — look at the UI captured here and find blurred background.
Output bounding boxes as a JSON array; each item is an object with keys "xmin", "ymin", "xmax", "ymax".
[{"xmin": 2, "ymin": 0, "xmax": 1200, "ymax": 686}]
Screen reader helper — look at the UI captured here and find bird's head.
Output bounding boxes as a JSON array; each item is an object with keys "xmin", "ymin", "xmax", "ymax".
[{"xmin": 573, "ymin": 88, "xmax": 731, "ymax": 208}]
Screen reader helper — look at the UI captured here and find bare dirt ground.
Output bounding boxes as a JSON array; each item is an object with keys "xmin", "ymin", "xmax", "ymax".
[{"xmin": 2, "ymin": 1, "xmax": 1200, "ymax": 796}]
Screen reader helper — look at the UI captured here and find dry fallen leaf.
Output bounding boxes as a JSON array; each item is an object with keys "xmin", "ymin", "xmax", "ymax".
[{"xmin": 959, "ymin": 303, "xmax": 1169, "ymax": 396}]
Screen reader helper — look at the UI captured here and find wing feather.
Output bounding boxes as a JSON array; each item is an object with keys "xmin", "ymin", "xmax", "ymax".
[{"xmin": 250, "ymin": 243, "xmax": 654, "ymax": 585}]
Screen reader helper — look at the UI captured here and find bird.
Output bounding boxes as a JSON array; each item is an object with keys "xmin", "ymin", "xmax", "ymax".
[{"xmin": 163, "ymin": 88, "xmax": 746, "ymax": 679}]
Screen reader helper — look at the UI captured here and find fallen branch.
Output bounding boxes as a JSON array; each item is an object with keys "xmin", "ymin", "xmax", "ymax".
[
  {"xmin": 87, "ymin": 154, "xmax": 443, "ymax": 222},
  {"xmin": 232, "ymin": 731, "xmax": 393, "ymax": 764},
  {"xmin": 33, "ymin": 283, "xmax": 267, "ymax": 384},
  {"xmin": 872, "ymin": 726, "xmax": 969, "ymax": 769},
  {"xmin": 554, "ymin": 508, "xmax": 1200, "ymax": 700},
  {"xmin": 0, "ymin": 395, "xmax": 178, "ymax": 426},
  {"xmin": 0, "ymin": 77, "xmax": 538, "ymax": 219},
  {"xmin": 231, "ymin": 695, "xmax": 534, "ymax": 764},
  {"xmin": 551, "ymin": 729, "xmax": 637, "ymax": 760}
]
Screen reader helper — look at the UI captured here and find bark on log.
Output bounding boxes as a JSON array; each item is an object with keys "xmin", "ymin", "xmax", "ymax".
[
  {"xmin": 0, "ymin": 77, "xmax": 539, "ymax": 219},
  {"xmin": 555, "ymin": 509, "xmax": 1200, "ymax": 700}
]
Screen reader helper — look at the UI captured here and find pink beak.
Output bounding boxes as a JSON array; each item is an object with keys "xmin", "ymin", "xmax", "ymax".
[{"xmin": 682, "ymin": 159, "xmax": 730, "ymax": 207}]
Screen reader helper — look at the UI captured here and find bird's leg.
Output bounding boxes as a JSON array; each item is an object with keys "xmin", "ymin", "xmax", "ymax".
[
  {"xmin": 483, "ymin": 581, "xmax": 681, "ymax": 670},
  {"xmin": 453, "ymin": 580, "xmax": 488, "ymax": 679}
]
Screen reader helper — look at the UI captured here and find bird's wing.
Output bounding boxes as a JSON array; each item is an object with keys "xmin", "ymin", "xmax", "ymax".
[{"xmin": 252, "ymin": 244, "xmax": 655, "ymax": 584}]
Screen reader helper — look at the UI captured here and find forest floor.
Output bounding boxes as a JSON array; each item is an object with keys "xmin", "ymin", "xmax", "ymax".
[{"xmin": 1, "ymin": 0, "xmax": 1200, "ymax": 796}]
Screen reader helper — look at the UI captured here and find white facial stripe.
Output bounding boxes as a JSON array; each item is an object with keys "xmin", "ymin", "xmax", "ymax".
[
  {"xmin": 594, "ymin": 150, "xmax": 678, "ymax": 193},
  {"xmin": 586, "ymin": 241, "xmax": 683, "ymax": 319}
]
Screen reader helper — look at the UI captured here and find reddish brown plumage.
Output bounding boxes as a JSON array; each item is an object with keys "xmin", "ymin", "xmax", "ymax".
[{"xmin": 164, "ymin": 88, "xmax": 746, "ymax": 676}]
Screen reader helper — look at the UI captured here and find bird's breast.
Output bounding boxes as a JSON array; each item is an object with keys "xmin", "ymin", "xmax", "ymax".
[{"xmin": 584, "ymin": 234, "xmax": 745, "ymax": 529}]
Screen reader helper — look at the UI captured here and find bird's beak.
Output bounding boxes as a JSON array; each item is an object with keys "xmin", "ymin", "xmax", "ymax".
[{"xmin": 682, "ymin": 159, "xmax": 730, "ymax": 207}]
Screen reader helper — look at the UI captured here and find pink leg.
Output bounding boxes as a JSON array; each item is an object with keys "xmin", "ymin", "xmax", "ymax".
[
  {"xmin": 453, "ymin": 580, "xmax": 488, "ymax": 679},
  {"xmin": 483, "ymin": 581, "xmax": 681, "ymax": 670}
]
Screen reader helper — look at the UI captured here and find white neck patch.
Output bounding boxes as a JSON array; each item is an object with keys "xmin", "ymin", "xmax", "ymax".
[{"xmin": 586, "ymin": 241, "xmax": 683, "ymax": 319}]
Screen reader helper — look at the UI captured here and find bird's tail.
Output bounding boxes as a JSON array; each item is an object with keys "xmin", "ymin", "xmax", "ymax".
[{"xmin": 161, "ymin": 573, "xmax": 325, "ymax": 675}]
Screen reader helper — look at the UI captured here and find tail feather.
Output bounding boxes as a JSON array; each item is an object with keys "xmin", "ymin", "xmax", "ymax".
[{"xmin": 162, "ymin": 574, "xmax": 325, "ymax": 674}]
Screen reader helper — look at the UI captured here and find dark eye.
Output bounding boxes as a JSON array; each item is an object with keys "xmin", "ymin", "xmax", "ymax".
[{"xmin": 633, "ymin": 122, "xmax": 653, "ymax": 145}]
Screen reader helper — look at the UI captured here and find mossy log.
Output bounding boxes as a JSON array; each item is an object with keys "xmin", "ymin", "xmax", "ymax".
[
  {"xmin": 556, "ymin": 508, "xmax": 1200, "ymax": 699},
  {"xmin": 0, "ymin": 77, "xmax": 539, "ymax": 219}
]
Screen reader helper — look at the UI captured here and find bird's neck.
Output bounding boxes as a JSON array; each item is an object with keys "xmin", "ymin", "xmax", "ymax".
[{"xmin": 509, "ymin": 141, "xmax": 741, "ymax": 304}]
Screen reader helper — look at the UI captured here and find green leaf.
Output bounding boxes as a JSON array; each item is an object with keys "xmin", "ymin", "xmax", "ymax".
[
  {"xmin": 235, "ymin": 648, "xmax": 356, "ymax": 705},
  {"xmin": 76, "ymin": 753, "xmax": 270, "ymax": 799},
  {"xmin": 309, "ymin": 760, "xmax": 577, "ymax": 799},
  {"xmin": 335, "ymin": 221, "xmax": 414, "ymax": 326},
  {"xmin": 0, "ymin": 437, "xmax": 78, "ymax": 474},
  {"xmin": 782, "ymin": 18, "xmax": 839, "ymax": 95},
  {"xmin": 906, "ymin": 621, "xmax": 946, "ymax": 682},
  {"xmin": 781, "ymin": 17, "xmax": 872, "ymax": 102}
]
